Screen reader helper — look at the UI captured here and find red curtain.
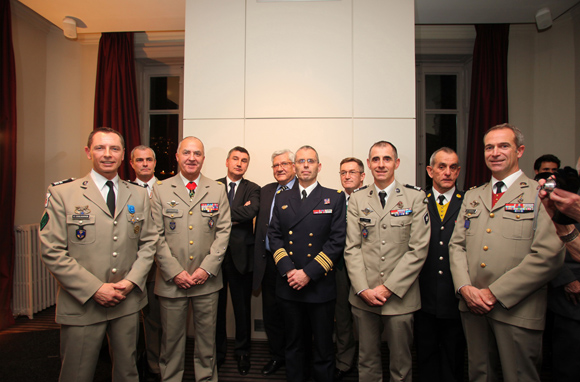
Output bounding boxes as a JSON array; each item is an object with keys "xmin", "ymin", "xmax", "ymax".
[
  {"xmin": 94, "ymin": 32, "xmax": 141, "ymax": 180},
  {"xmin": 0, "ymin": 0, "xmax": 17, "ymax": 330},
  {"xmin": 464, "ymin": 24, "xmax": 510, "ymax": 189}
]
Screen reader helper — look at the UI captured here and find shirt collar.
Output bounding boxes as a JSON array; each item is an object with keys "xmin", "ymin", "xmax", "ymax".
[
  {"xmin": 432, "ymin": 186, "xmax": 456, "ymax": 205},
  {"xmin": 135, "ymin": 177, "xmax": 156, "ymax": 189},
  {"xmin": 299, "ymin": 181, "xmax": 318, "ymax": 197},
  {"xmin": 91, "ymin": 170, "xmax": 119, "ymax": 191},
  {"xmin": 278, "ymin": 177, "xmax": 296, "ymax": 191},
  {"xmin": 491, "ymin": 169, "xmax": 522, "ymax": 191},
  {"xmin": 226, "ymin": 176, "xmax": 242, "ymax": 191},
  {"xmin": 374, "ymin": 181, "xmax": 396, "ymax": 200},
  {"xmin": 180, "ymin": 172, "xmax": 200, "ymax": 187}
]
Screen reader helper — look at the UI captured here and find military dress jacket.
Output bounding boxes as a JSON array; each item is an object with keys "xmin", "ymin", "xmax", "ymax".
[
  {"xmin": 419, "ymin": 188, "xmax": 465, "ymax": 319},
  {"xmin": 151, "ymin": 174, "xmax": 231, "ymax": 298},
  {"xmin": 449, "ymin": 173, "xmax": 565, "ymax": 330},
  {"xmin": 268, "ymin": 184, "xmax": 346, "ymax": 303},
  {"xmin": 40, "ymin": 174, "xmax": 158, "ymax": 326},
  {"xmin": 344, "ymin": 181, "xmax": 430, "ymax": 316}
]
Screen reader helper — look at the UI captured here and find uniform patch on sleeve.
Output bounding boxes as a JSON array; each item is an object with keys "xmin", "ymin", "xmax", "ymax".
[
  {"xmin": 44, "ymin": 192, "xmax": 52, "ymax": 208},
  {"xmin": 40, "ymin": 212, "xmax": 49, "ymax": 231},
  {"xmin": 424, "ymin": 212, "xmax": 429, "ymax": 225}
]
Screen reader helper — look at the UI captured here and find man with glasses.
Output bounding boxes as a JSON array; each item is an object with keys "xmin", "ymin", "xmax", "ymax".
[
  {"xmin": 253, "ymin": 149, "xmax": 297, "ymax": 376},
  {"xmin": 334, "ymin": 157, "xmax": 366, "ymax": 380},
  {"xmin": 268, "ymin": 145, "xmax": 346, "ymax": 382}
]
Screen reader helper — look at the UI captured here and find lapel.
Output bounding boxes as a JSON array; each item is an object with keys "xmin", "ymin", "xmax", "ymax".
[
  {"xmin": 496, "ymin": 174, "xmax": 530, "ymax": 208},
  {"xmin": 115, "ymin": 180, "xmax": 131, "ymax": 219},
  {"xmin": 81, "ymin": 175, "xmax": 113, "ymax": 218},
  {"xmin": 233, "ymin": 179, "xmax": 247, "ymax": 206},
  {"xmin": 478, "ymin": 182, "xmax": 493, "ymax": 212},
  {"xmin": 364, "ymin": 185, "xmax": 386, "ymax": 219},
  {"xmin": 170, "ymin": 174, "xmax": 210, "ymax": 209},
  {"xmin": 426, "ymin": 189, "xmax": 439, "ymax": 222},
  {"xmin": 442, "ymin": 191, "xmax": 463, "ymax": 225},
  {"xmin": 289, "ymin": 183, "xmax": 323, "ymax": 228}
]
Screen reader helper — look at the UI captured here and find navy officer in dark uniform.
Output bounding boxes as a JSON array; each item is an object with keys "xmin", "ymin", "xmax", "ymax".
[
  {"xmin": 415, "ymin": 147, "xmax": 466, "ymax": 382},
  {"xmin": 268, "ymin": 145, "xmax": 346, "ymax": 382}
]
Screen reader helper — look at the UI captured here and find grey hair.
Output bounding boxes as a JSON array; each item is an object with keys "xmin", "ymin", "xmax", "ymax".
[
  {"xmin": 484, "ymin": 123, "xmax": 524, "ymax": 147},
  {"xmin": 130, "ymin": 145, "xmax": 156, "ymax": 161},
  {"xmin": 271, "ymin": 149, "xmax": 295, "ymax": 163},
  {"xmin": 429, "ymin": 147, "xmax": 458, "ymax": 167}
]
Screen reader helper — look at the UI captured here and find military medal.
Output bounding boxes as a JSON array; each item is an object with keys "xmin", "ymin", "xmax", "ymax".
[
  {"xmin": 390, "ymin": 208, "xmax": 412, "ymax": 217},
  {"xmin": 470, "ymin": 200, "xmax": 479, "ymax": 207},
  {"xmin": 169, "ymin": 221, "xmax": 176, "ymax": 230},
  {"xmin": 76, "ymin": 227, "xmax": 86, "ymax": 240},
  {"xmin": 134, "ymin": 225, "xmax": 140, "ymax": 234},
  {"xmin": 362, "ymin": 208, "xmax": 372, "ymax": 216},
  {"xmin": 464, "ymin": 219, "xmax": 470, "ymax": 229},
  {"xmin": 128, "ymin": 205, "xmax": 136, "ymax": 223},
  {"xmin": 74, "ymin": 206, "xmax": 91, "ymax": 214},
  {"xmin": 208, "ymin": 218, "xmax": 214, "ymax": 228},
  {"xmin": 396, "ymin": 201, "xmax": 404, "ymax": 209},
  {"xmin": 362, "ymin": 227, "xmax": 368, "ymax": 238},
  {"xmin": 201, "ymin": 203, "xmax": 219, "ymax": 213},
  {"xmin": 167, "ymin": 200, "xmax": 179, "ymax": 207},
  {"xmin": 516, "ymin": 194, "xmax": 524, "ymax": 203}
]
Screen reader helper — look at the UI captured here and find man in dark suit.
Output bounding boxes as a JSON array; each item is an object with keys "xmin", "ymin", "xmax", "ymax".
[
  {"xmin": 252, "ymin": 149, "xmax": 297, "ymax": 376},
  {"xmin": 268, "ymin": 145, "xmax": 346, "ymax": 382},
  {"xmin": 415, "ymin": 147, "xmax": 465, "ymax": 382},
  {"xmin": 216, "ymin": 146, "xmax": 260, "ymax": 375}
]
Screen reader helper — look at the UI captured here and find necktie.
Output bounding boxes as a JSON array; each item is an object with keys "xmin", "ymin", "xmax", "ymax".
[
  {"xmin": 186, "ymin": 181, "xmax": 197, "ymax": 198},
  {"xmin": 438, "ymin": 195, "xmax": 446, "ymax": 205},
  {"xmin": 302, "ymin": 189, "xmax": 308, "ymax": 201},
  {"xmin": 228, "ymin": 182, "xmax": 236, "ymax": 205},
  {"xmin": 105, "ymin": 181, "xmax": 115, "ymax": 216},
  {"xmin": 379, "ymin": 191, "xmax": 387, "ymax": 208},
  {"xmin": 281, "ymin": 185, "xmax": 289, "ymax": 192},
  {"xmin": 494, "ymin": 181, "xmax": 505, "ymax": 194}
]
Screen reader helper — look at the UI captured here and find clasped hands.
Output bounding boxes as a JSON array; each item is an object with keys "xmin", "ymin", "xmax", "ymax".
[
  {"xmin": 460, "ymin": 285, "xmax": 497, "ymax": 314},
  {"xmin": 287, "ymin": 269, "xmax": 310, "ymax": 290},
  {"xmin": 359, "ymin": 285, "xmax": 393, "ymax": 307},
  {"xmin": 173, "ymin": 268, "xmax": 210, "ymax": 290},
  {"xmin": 93, "ymin": 279, "xmax": 135, "ymax": 307}
]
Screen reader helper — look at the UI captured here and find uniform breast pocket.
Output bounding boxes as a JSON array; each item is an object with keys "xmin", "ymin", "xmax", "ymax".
[
  {"xmin": 126, "ymin": 212, "xmax": 145, "ymax": 239},
  {"xmin": 67, "ymin": 215, "xmax": 96, "ymax": 244},
  {"xmin": 201, "ymin": 211, "xmax": 220, "ymax": 233},
  {"xmin": 162, "ymin": 209, "xmax": 184, "ymax": 234},
  {"xmin": 465, "ymin": 210, "xmax": 482, "ymax": 236},
  {"xmin": 390, "ymin": 216, "xmax": 412, "ymax": 243},
  {"xmin": 501, "ymin": 213, "xmax": 534, "ymax": 240},
  {"xmin": 358, "ymin": 217, "xmax": 376, "ymax": 239}
]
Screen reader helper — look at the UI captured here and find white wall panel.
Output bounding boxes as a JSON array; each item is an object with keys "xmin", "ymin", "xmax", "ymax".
[
  {"xmin": 245, "ymin": 0, "xmax": 353, "ymax": 118},
  {"xmin": 184, "ymin": 0, "xmax": 246, "ymax": 119},
  {"xmin": 353, "ymin": 0, "xmax": 415, "ymax": 118}
]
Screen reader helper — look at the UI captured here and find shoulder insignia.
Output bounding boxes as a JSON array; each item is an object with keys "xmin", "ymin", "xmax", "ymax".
[
  {"xmin": 157, "ymin": 180, "xmax": 163, "ymax": 185},
  {"xmin": 427, "ymin": 192, "xmax": 432, "ymax": 198},
  {"xmin": 456, "ymin": 193, "xmax": 462, "ymax": 198},
  {"xmin": 51, "ymin": 177, "xmax": 75, "ymax": 186},
  {"xmin": 125, "ymin": 180, "xmax": 144, "ymax": 187},
  {"xmin": 337, "ymin": 190, "xmax": 342, "ymax": 193},
  {"xmin": 469, "ymin": 182, "xmax": 488, "ymax": 190},
  {"xmin": 217, "ymin": 181, "xmax": 224, "ymax": 185},
  {"xmin": 404, "ymin": 184, "xmax": 422, "ymax": 192},
  {"xmin": 354, "ymin": 185, "xmax": 368, "ymax": 193},
  {"xmin": 40, "ymin": 212, "xmax": 49, "ymax": 231}
]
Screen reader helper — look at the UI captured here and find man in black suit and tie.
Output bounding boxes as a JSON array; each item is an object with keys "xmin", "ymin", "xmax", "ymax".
[
  {"xmin": 268, "ymin": 145, "xmax": 346, "ymax": 382},
  {"xmin": 216, "ymin": 146, "xmax": 260, "ymax": 375},
  {"xmin": 415, "ymin": 147, "xmax": 466, "ymax": 382},
  {"xmin": 252, "ymin": 149, "xmax": 297, "ymax": 376}
]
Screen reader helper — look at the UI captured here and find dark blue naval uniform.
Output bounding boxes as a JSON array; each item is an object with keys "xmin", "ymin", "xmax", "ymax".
[{"xmin": 268, "ymin": 183, "xmax": 346, "ymax": 382}]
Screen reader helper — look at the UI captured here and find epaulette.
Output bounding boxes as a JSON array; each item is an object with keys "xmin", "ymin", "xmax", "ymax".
[
  {"xmin": 404, "ymin": 184, "xmax": 422, "ymax": 192},
  {"xmin": 337, "ymin": 190, "xmax": 343, "ymax": 193},
  {"xmin": 217, "ymin": 181, "xmax": 224, "ymax": 185},
  {"xmin": 125, "ymin": 180, "xmax": 145, "ymax": 187},
  {"xmin": 469, "ymin": 182, "xmax": 488, "ymax": 190},
  {"xmin": 354, "ymin": 185, "xmax": 368, "ymax": 193},
  {"xmin": 156, "ymin": 180, "xmax": 163, "ymax": 185},
  {"xmin": 51, "ymin": 178, "xmax": 75, "ymax": 186}
]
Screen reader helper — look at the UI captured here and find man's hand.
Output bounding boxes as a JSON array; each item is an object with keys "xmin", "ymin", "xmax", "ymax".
[
  {"xmin": 174, "ymin": 270, "xmax": 194, "ymax": 289},
  {"xmin": 359, "ymin": 288, "xmax": 387, "ymax": 307},
  {"xmin": 93, "ymin": 283, "xmax": 126, "ymax": 307},
  {"xmin": 287, "ymin": 269, "xmax": 310, "ymax": 290},
  {"xmin": 460, "ymin": 285, "xmax": 495, "ymax": 314},
  {"xmin": 191, "ymin": 268, "xmax": 210, "ymax": 285},
  {"xmin": 375, "ymin": 285, "xmax": 393, "ymax": 300},
  {"xmin": 564, "ymin": 280, "xmax": 580, "ymax": 305},
  {"xmin": 538, "ymin": 178, "xmax": 580, "ymax": 221},
  {"xmin": 112, "ymin": 279, "xmax": 135, "ymax": 297}
]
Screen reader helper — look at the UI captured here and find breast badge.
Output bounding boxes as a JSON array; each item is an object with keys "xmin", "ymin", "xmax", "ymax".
[{"xmin": 362, "ymin": 227, "xmax": 369, "ymax": 238}]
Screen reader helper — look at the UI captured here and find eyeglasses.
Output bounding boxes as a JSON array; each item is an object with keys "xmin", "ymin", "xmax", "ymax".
[
  {"xmin": 271, "ymin": 162, "xmax": 293, "ymax": 169},
  {"xmin": 296, "ymin": 159, "xmax": 318, "ymax": 165},
  {"xmin": 339, "ymin": 171, "xmax": 362, "ymax": 177}
]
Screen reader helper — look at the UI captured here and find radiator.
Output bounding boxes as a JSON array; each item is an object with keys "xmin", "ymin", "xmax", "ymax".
[{"xmin": 12, "ymin": 224, "xmax": 57, "ymax": 319}]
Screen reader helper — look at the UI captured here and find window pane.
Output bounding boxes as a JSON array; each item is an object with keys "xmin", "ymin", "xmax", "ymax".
[
  {"xmin": 150, "ymin": 114, "xmax": 179, "ymax": 179},
  {"xmin": 425, "ymin": 113, "xmax": 457, "ymax": 188},
  {"xmin": 425, "ymin": 75, "xmax": 457, "ymax": 110},
  {"xmin": 150, "ymin": 77, "xmax": 180, "ymax": 110}
]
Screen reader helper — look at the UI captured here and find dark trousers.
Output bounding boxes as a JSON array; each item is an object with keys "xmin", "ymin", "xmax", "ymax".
[
  {"xmin": 550, "ymin": 312, "xmax": 580, "ymax": 382},
  {"xmin": 216, "ymin": 251, "xmax": 252, "ymax": 361},
  {"xmin": 280, "ymin": 297, "xmax": 335, "ymax": 382},
  {"xmin": 414, "ymin": 310, "xmax": 466, "ymax": 382},
  {"xmin": 262, "ymin": 252, "xmax": 286, "ymax": 362}
]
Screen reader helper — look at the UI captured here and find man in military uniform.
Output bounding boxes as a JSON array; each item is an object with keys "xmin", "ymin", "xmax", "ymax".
[
  {"xmin": 344, "ymin": 140, "xmax": 430, "ymax": 381},
  {"xmin": 129, "ymin": 145, "xmax": 161, "ymax": 380},
  {"xmin": 268, "ymin": 145, "xmax": 346, "ymax": 382},
  {"xmin": 40, "ymin": 127, "xmax": 158, "ymax": 382},
  {"xmin": 252, "ymin": 149, "xmax": 297, "ymax": 376},
  {"xmin": 449, "ymin": 124, "xmax": 565, "ymax": 382},
  {"xmin": 415, "ymin": 147, "xmax": 465, "ymax": 382},
  {"xmin": 334, "ymin": 157, "xmax": 366, "ymax": 380},
  {"xmin": 151, "ymin": 136, "xmax": 231, "ymax": 382},
  {"xmin": 216, "ymin": 146, "xmax": 260, "ymax": 375}
]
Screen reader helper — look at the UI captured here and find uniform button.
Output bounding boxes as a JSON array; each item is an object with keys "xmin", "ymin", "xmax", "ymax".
[
  {"xmin": 309, "ymin": 233, "xmax": 313, "ymax": 237},
  {"xmin": 113, "ymin": 236, "xmax": 118, "ymax": 241},
  {"xmin": 483, "ymin": 246, "xmax": 488, "ymax": 251},
  {"xmin": 440, "ymin": 226, "xmax": 445, "ymax": 231},
  {"xmin": 113, "ymin": 221, "xmax": 117, "ymax": 226},
  {"xmin": 480, "ymin": 263, "xmax": 486, "ymax": 268},
  {"xmin": 189, "ymin": 226, "xmax": 193, "ymax": 230},
  {"xmin": 308, "ymin": 243, "xmax": 312, "ymax": 247},
  {"xmin": 289, "ymin": 231, "xmax": 293, "ymax": 235},
  {"xmin": 112, "ymin": 252, "xmax": 118, "ymax": 257},
  {"xmin": 289, "ymin": 252, "xmax": 293, "ymax": 255},
  {"xmin": 289, "ymin": 241, "xmax": 293, "ymax": 245},
  {"xmin": 380, "ymin": 272, "xmax": 384, "ymax": 276},
  {"xmin": 189, "ymin": 256, "xmax": 193, "ymax": 260},
  {"xmin": 516, "ymin": 215, "xmax": 520, "ymax": 219},
  {"xmin": 439, "ymin": 241, "xmax": 444, "ymax": 245},
  {"xmin": 382, "ymin": 224, "xmax": 387, "ymax": 229},
  {"xmin": 467, "ymin": 213, "xmax": 472, "ymax": 217},
  {"xmin": 490, "ymin": 213, "xmax": 494, "ymax": 218},
  {"xmin": 189, "ymin": 211, "xmax": 193, "ymax": 215},
  {"xmin": 111, "ymin": 268, "xmax": 117, "ymax": 274},
  {"xmin": 439, "ymin": 256, "xmax": 444, "ymax": 260},
  {"xmin": 486, "ymin": 228, "xmax": 492, "ymax": 233},
  {"xmin": 189, "ymin": 241, "xmax": 194, "ymax": 245},
  {"xmin": 78, "ymin": 221, "xmax": 83, "ymax": 224},
  {"xmin": 438, "ymin": 270, "xmax": 443, "ymax": 275},
  {"xmin": 381, "ymin": 240, "xmax": 386, "ymax": 245},
  {"xmin": 171, "ymin": 214, "xmax": 174, "ymax": 218},
  {"xmin": 324, "ymin": 273, "xmax": 328, "ymax": 276},
  {"xmin": 381, "ymin": 256, "xmax": 385, "ymax": 261},
  {"xmin": 307, "ymin": 254, "xmax": 311, "ymax": 257}
]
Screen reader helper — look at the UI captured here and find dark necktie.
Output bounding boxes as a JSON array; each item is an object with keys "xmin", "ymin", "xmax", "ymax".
[
  {"xmin": 301, "ymin": 189, "xmax": 307, "ymax": 201},
  {"xmin": 186, "ymin": 181, "xmax": 197, "ymax": 198},
  {"xmin": 228, "ymin": 182, "xmax": 236, "ymax": 205},
  {"xmin": 105, "ymin": 181, "xmax": 115, "ymax": 216},
  {"xmin": 281, "ymin": 185, "xmax": 289, "ymax": 192},
  {"xmin": 494, "ymin": 181, "xmax": 505, "ymax": 194},
  {"xmin": 379, "ymin": 191, "xmax": 387, "ymax": 208},
  {"xmin": 438, "ymin": 195, "xmax": 446, "ymax": 205}
]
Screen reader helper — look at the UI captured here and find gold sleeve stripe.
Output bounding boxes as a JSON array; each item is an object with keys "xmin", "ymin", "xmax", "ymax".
[
  {"xmin": 314, "ymin": 252, "xmax": 333, "ymax": 272},
  {"xmin": 273, "ymin": 248, "xmax": 289, "ymax": 265}
]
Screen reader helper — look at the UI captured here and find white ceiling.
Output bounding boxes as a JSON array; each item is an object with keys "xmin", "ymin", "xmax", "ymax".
[{"xmin": 16, "ymin": 0, "xmax": 580, "ymax": 34}]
